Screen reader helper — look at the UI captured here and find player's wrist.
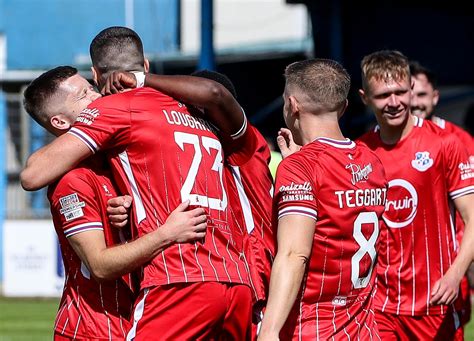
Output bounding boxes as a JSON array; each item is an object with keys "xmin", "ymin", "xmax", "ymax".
[{"xmin": 131, "ymin": 71, "xmax": 145, "ymax": 88}]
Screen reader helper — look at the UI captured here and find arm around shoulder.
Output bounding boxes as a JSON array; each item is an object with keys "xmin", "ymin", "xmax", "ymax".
[{"xmin": 21, "ymin": 133, "xmax": 92, "ymax": 191}]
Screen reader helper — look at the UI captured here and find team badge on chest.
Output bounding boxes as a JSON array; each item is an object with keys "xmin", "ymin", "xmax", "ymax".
[{"xmin": 411, "ymin": 151, "xmax": 433, "ymax": 172}]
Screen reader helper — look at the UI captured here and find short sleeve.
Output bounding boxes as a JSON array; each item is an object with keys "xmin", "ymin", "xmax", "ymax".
[
  {"xmin": 442, "ymin": 134, "xmax": 474, "ymax": 200},
  {"xmin": 48, "ymin": 170, "xmax": 103, "ymax": 238},
  {"xmin": 273, "ymin": 154, "xmax": 318, "ymax": 221},
  {"xmin": 67, "ymin": 95, "xmax": 131, "ymax": 154}
]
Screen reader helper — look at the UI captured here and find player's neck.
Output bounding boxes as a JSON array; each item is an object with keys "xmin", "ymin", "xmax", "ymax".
[
  {"xmin": 299, "ymin": 113, "xmax": 345, "ymax": 145},
  {"xmin": 378, "ymin": 114, "xmax": 414, "ymax": 145}
]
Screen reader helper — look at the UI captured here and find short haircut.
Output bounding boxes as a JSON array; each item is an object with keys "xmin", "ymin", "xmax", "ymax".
[
  {"xmin": 90, "ymin": 26, "xmax": 145, "ymax": 75},
  {"xmin": 284, "ymin": 59, "xmax": 350, "ymax": 111},
  {"xmin": 191, "ymin": 69, "xmax": 237, "ymax": 99},
  {"xmin": 23, "ymin": 66, "xmax": 78, "ymax": 132},
  {"xmin": 409, "ymin": 60, "xmax": 438, "ymax": 89},
  {"xmin": 360, "ymin": 50, "xmax": 410, "ymax": 92}
]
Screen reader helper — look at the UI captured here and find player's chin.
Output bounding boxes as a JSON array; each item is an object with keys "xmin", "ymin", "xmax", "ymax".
[{"xmin": 383, "ymin": 111, "xmax": 408, "ymax": 127}]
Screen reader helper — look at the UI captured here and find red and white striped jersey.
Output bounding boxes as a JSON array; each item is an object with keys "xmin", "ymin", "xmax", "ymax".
[
  {"xmin": 431, "ymin": 116, "xmax": 474, "ymax": 164},
  {"xmin": 48, "ymin": 156, "xmax": 134, "ymax": 339},
  {"xmin": 274, "ymin": 138, "xmax": 387, "ymax": 340},
  {"xmin": 68, "ymin": 88, "xmax": 250, "ymax": 289},
  {"xmin": 359, "ymin": 117, "xmax": 474, "ymax": 316},
  {"xmin": 422, "ymin": 116, "xmax": 473, "ymax": 236},
  {"xmin": 224, "ymin": 123, "xmax": 275, "ymax": 304}
]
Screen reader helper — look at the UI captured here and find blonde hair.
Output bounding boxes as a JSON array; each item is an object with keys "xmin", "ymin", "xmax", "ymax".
[{"xmin": 360, "ymin": 50, "xmax": 410, "ymax": 91}]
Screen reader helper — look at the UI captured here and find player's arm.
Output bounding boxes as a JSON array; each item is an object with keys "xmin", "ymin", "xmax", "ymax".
[
  {"xmin": 258, "ymin": 214, "xmax": 315, "ymax": 340},
  {"xmin": 69, "ymin": 200, "xmax": 207, "ymax": 281},
  {"xmin": 431, "ymin": 193, "xmax": 474, "ymax": 305},
  {"xmin": 21, "ymin": 134, "xmax": 92, "ymax": 191},
  {"xmin": 102, "ymin": 71, "xmax": 244, "ymax": 137}
]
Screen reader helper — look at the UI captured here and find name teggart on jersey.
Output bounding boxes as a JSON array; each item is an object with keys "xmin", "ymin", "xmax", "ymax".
[{"xmin": 335, "ymin": 188, "xmax": 387, "ymax": 208}]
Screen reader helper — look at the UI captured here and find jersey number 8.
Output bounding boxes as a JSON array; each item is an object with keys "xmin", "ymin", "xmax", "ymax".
[{"xmin": 351, "ymin": 211, "xmax": 379, "ymax": 289}]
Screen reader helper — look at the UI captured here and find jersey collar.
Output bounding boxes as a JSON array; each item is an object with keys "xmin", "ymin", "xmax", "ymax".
[{"xmin": 315, "ymin": 137, "xmax": 355, "ymax": 149}]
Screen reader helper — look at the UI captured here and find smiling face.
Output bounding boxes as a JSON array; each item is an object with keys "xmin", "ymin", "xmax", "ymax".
[
  {"xmin": 57, "ymin": 74, "xmax": 101, "ymax": 123},
  {"xmin": 47, "ymin": 74, "xmax": 101, "ymax": 134},
  {"xmin": 360, "ymin": 73, "xmax": 412, "ymax": 130},
  {"xmin": 410, "ymin": 73, "xmax": 439, "ymax": 119}
]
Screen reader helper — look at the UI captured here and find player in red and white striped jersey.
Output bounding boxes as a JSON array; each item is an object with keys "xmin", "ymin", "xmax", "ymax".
[
  {"xmin": 410, "ymin": 60, "xmax": 474, "ymax": 167},
  {"xmin": 410, "ymin": 60, "xmax": 474, "ymax": 336},
  {"xmin": 358, "ymin": 50, "xmax": 474, "ymax": 340},
  {"xmin": 21, "ymin": 27, "xmax": 252, "ymax": 340},
  {"xmin": 258, "ymin": 59, "xmax": 387, "ymax": 340},
  {"xmin": 102, "ymin": 69, "xmax": 275, "ymax": 339},
  {"xmin": 49, "ymin": 159, "xmax": 135, "ymax": 340},
  {"xmin": 23, "ymin": 66, "xmax": 208, "ymax": 340}
]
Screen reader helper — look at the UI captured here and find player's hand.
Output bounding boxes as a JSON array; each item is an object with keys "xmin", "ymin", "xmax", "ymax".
[
  {"xmin": 163, "ymin": 200, "xmax": 207, "ymax": 243},
  {"xmin": 277, "ymin": 128, "xmax": 301, "ymax": 159},
  {"xmin": 107, "ymin": 195, "xmax": 133, "ymax": 229},
  {"xmin": 430, "ymin": 271, "xmax": 460, "ymax": 306},
  {"xmin": 102, "ymin": 71, "xmax": 137, "ymax": 95}
]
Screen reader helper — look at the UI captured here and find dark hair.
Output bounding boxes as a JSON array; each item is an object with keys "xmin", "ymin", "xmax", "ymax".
[
  {"xmin": 409, "ymin": 60, "xmax": 438, "ymax": 89},
  {"xmin": 90, "ymin": 26, "xmax": 145, "ymax": 74},
  {"xmin": 23, "ymin": 66, "xmax": 78, "ymax": 132},
  {"xmin": 191, "ymin": 69, "xmax": 237, "ymax": 99},
  {"xmin": 285, "ymin": 58, "xmax": 350, "ymax": 111}
]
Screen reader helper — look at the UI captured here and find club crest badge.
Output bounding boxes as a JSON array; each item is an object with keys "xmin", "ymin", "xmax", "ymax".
[{"xmin": 411, "ymin": 151, "xmax": 433, "ymax": 172}]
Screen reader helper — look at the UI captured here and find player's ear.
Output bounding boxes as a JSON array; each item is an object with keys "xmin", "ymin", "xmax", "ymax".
[
  {"xmin": 91, "ymin": 66, "xmax": 99, "ymax": 87},
  {"xmin": 288, "ymin": 95, "xmax": 299, "ymax": 116},
  {"xmin": 432, "ymin": 89, "xmax": 440, "ymax": 106},
  {"xmin": 144, "ymin": 58, "xmax": 150, "ymax": 73},
  {"xmin": 50, "ymin": 114, "xmax": 71, "ymax": 132},
  {"xmin": 338, "ymin": 99, "xmax": 348, "ymax": 119},
  {"xmin": 358, "ymin": 89, "xmax": 368, "ymax": 105}
]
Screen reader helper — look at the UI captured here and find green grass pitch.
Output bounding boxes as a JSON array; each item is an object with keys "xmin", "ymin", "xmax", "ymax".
[{"xmin": 0, "ymin": 296, "xmax": 473, "ymax": 340}]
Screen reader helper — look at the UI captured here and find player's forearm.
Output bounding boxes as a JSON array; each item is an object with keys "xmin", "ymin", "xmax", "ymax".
[
  {"xmin": 21, "ymin": 135, "xmax": 90, "ymax": 191},
  {"xmin": 21, "ymin": 147, "xmax": 72, "ymax": 190},
  {"xmin": 449, "ymin": 220, "xmax": 474, "ymax": 280},
  {"xmin": 449, "ymin": 195, "xmax": 474, "ymax": 278},
  {"xmin": 144, "ymin": 74, "xmax": 243, "ymax": 135},
  {"xmin": 145, "ymin": 74, "xmax": 219, "ymax": 107},
  {"xmin": 88, "ymin": 229, "xmax": 173, "ymax": 281},
  {"xmin": 258, "ymin": 252, "xmax": 307, "ymax": 339}
]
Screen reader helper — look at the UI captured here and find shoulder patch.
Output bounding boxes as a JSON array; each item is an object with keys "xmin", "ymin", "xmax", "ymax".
[{"xmin": 59, "ymin": 193, "xmax": 86, "ymax": 221}]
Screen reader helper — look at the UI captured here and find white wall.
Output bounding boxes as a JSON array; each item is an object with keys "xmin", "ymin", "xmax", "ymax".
[
  {"xmin": 181, "ymin": 0, "xmax": 309, "ymax": 53},
  {"xmin": 3, "ymin": 220, "xmax": 63, "ymax": 297}
]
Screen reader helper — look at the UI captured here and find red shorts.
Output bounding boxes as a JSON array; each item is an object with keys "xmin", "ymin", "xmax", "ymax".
[
  {"xmin": 375, "ymin": 309, "xmax": 461, "ymax": 341},
  {"xmin": 127, "ymin": 282, "xmax": 252, "ymax": 340}
]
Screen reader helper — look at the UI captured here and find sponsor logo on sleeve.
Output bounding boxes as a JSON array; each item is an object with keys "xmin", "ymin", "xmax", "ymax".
[
  {"xmin": 75, "ymin": 108, "xmax": 100, "ymax": 126},
  {"xmin": 59, "ymin": 193, "xmax": 86, "ymax": 221},
  {"xmin": 383, "ymin": 179, "xmax": 418, "ymax": 228},
  {"xmin": 279, "ymin": 182, "xmax": 314, "ymax": 202},
  {"xmin": 411, "ymin": 151, "xmax": 433, "ymax": 172},
  {"xmin": 459, "ymin": 161, "xmax": 474, "ymax": 180}
]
